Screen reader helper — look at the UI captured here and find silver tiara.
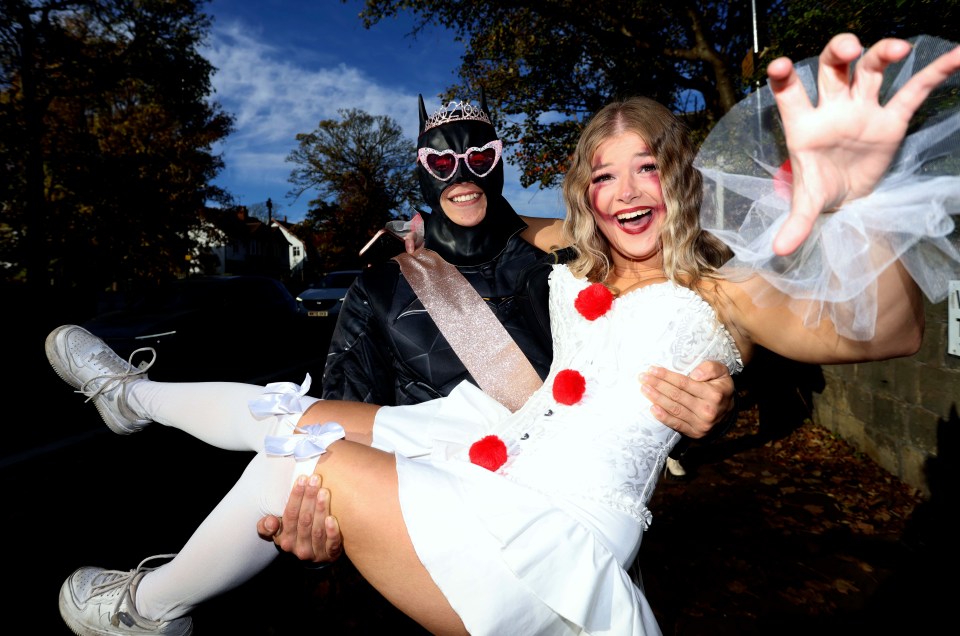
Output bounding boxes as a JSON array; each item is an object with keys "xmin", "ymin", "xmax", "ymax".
[{"xmin": 423, "ymin": 100, "xmax": 492, "ymax": 132}]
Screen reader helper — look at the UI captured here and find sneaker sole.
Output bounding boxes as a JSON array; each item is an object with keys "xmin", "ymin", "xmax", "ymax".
[{"xmin": 45, "ymin": 326, "xmax": 140, "ymax": 436}]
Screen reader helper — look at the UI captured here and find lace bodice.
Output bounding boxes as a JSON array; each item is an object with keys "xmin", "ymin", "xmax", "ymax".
[{"xmin": 490, "ymin": 265, "xmax": 743, "ymax": 527}]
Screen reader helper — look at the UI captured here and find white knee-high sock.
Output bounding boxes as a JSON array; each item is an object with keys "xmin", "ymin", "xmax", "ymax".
[
  {"xmin": 135, "ymin": 452, "xmax": 299, "ymax": 620},
  {"xmin": 126, "ymin": 379, "xmax": 319, "ymax": 451}
]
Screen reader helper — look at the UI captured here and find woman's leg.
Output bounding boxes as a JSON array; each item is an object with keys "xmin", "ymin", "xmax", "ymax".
[
  {"xmin": 128, "ymin": 378, "xmax": 380, "ymax": 450},
  {"xmin": 50, "ymin": 325, "xmax": 462, "ymax": 632},
  {"xmin": 131, "ymin": 442, "xmax": 465, "ymax": 634},
  {"xmin": 261, "ymin": 400, "xmax": 466, "ymax": 633},
  {"xmin": 307, "ymin": 441, "xmax": 468, "ymax": 635},
  {"xmin": 134, "ymin": 452, "xmax": 293, "ymax": 619},
  {"xmin": 128, "ymin": 379, "xmax": 286, "ymax": 449},
  {"xmin": 59, "ymin": 450, "xmax": 299, "ymax": 634},
  {"xmin": 62, "ymin": 397, "xmax": 464, "ymax": 634},
  {"xmin": 45, "ymin": 323, "xmax": 323, "ymax": 451}
]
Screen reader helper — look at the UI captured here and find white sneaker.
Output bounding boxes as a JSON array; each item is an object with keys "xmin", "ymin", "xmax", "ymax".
[
  {"xmin": 45, "ymin": 325, "xmax": 155, "ymax": 434},
  {"xmin": 59, "ymin": 555, "xmax": 192, "ymax": 636}
]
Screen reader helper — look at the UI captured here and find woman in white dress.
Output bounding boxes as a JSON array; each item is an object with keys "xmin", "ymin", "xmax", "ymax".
[{"xmin": 50, "ymin": 34, "xmax": 960, "ymax": 636}]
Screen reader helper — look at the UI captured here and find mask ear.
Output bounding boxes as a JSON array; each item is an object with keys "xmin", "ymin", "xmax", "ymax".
[
  {"xmin": 418, "ymin": 94, "xmax": 428, "ymax": 136},
  {"xmin": 479, "ymin": 87, "xmax": 490, "ymax": 120}
]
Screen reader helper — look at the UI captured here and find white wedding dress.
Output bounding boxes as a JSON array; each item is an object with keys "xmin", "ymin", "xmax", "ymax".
[{"xmin": 373, "ymin": 265, "xmax": 742, "ymax": 635}]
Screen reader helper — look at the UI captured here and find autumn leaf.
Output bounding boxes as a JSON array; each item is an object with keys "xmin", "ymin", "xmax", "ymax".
[{"xmin": 834, "ymin": 579, "xmax": 861, "ymax": 594}]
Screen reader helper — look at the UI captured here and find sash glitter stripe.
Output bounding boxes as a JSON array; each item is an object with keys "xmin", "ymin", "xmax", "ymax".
[{"xmin": 395, "ymin": 249, "xmax": 543, "ymax": 412}]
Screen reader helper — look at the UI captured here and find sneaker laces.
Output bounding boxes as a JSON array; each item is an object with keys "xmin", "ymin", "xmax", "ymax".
[
  {"xmin": 78, "ymin": 347, "xmax": 157, "ymax": 404},
  {"xmin": 89, "ymin": 554, "xmax": 176, "ymax": 627}
]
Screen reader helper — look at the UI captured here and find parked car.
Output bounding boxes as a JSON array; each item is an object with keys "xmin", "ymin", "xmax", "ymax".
[
  {"xmin": 296, "ymin": 270, "xmax": 362, "ymax": 319},
  {"xmin": 81, "ymin": 275, "xmax": 323, "ymax": 382}
]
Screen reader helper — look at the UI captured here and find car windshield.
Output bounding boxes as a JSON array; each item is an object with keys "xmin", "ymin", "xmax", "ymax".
[
  {"xmin": 127, "ymin": 278, "xmax": 292, "ymax": 313},
  {"xmin": 320, "ymin": 272, "xmax": 359, "ymax": 288},
  {"xmin": 128, "ymin": 282, "xmax": 216, "ymax": 312}
]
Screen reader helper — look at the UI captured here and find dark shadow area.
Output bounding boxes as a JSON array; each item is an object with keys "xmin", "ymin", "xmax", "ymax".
[
  {"xmin": 847, "ymin": 405, "xmax": 960, "ymax": 633},
  {"xmin": 742, "ymin": 346, "xmax": 826, "ymax": 440},
  {"xmin": 641, "ymin": 399, "xmax": 939, "ymax": 635},
  {"xmin": 677, "ymin": 346, "xmax": 826, "ymax": 478}
]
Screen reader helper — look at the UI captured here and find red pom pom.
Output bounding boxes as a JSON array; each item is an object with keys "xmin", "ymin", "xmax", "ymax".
[
  {"xmin": 575, "ymin": 283, "xmax": 614, "ymax": 320},
  {"xmin": 469, "ymin": 435, "xmax": 508, "ymax": 471},
  {"xmin": 553, "ymin": 369, "xmax": 586, "ymax": 405},
  {"xmin": 774, "ymin": 158, "xmax": 792, "ymax": 200}
]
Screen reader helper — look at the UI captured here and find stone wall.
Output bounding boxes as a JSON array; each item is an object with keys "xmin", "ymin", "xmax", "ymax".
[{"xmin": 811, "ymin": 297, "xmax": 960, "ymax": 497}]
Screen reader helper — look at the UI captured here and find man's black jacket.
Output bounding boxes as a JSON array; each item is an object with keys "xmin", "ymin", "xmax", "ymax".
[{"xmin": 320, "ymin": 239, "xmax": 569, "ymax": 406}]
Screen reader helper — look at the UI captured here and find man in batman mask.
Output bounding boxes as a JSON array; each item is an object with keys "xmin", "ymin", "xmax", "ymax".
[
  {"xmin": 260, "ymin": 92, "xmax": 735, "ymax": 558},
  {"xmin": 319, "ymin": 93, "xmax": 563, "ymax": 405}
]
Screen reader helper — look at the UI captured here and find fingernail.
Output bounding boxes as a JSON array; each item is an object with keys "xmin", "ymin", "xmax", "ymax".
[{"xmin": 308, "ymin": 474, "xmax": 319, "ymax": 487}]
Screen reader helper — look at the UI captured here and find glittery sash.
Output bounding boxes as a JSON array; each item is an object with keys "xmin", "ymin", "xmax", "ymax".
[{"xmin": 394, "ymin": 249, "xmax": 543, "ymax": 412}]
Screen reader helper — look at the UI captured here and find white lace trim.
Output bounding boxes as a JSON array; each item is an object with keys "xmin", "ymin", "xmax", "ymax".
[{"xmin": 481, "ymin": 266, "xmax": 742, "ymax": 529}]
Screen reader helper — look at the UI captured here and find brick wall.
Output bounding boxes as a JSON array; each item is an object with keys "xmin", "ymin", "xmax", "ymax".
[{"xmin": 811, "ymin": 297, "xmax": 960, "ymax": 497}]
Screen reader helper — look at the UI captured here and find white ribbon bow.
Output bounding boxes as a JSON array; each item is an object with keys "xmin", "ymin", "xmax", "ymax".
[
  {"xmin": 248, "ymin": 374, "xmax": 314, "ymax": 420},
  {"xmin": 264, "ymin": 422, "xmax": 346, "ymax": 460}
]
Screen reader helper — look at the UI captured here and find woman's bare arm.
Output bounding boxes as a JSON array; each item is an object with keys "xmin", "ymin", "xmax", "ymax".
[
  {"xmin": 519, "ymin": 215, "xmax": 566, "ymax": 252},
  {"xmin": 716, "ymin": 257, "xmax": 923, "ymax": 366}
]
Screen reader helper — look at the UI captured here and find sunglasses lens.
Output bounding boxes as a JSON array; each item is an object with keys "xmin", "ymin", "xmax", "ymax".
[
  {"xmin": 467, "ymin": 148, "xmax": 497, "ymax": 175},
  {"xmin": 426, "ymin": 154, "xmax": 456, "ymax": 179}
]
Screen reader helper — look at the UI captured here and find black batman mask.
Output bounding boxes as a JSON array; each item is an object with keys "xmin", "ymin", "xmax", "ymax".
[{"xmin": 417, "ymin": 92, "xmax": 526, "ymax": 266}]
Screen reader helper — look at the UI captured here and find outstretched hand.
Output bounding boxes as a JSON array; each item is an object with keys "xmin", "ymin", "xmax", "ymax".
[{"xmin": 768, "ymin": 33, "xmax": 960, "ymax": 256}]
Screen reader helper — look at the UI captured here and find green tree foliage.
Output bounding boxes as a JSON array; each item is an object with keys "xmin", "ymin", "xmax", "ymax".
[
  {"xmin": 355, "ymin": 0, "xmax": 960, "ymax": 189},
  {"xmin": 763, "ymin": 0, "xmax": 960, "ymax": 65},
  {"xmin": 0, "ymin": 0, "xmax": 233, "ymax": 297},
  {"xmin": 287, "ymin": 107, "xmax": 418, "ymax": 270}
]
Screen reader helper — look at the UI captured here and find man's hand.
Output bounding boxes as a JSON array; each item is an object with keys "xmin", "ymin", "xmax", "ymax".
[
  {"xmin": 640, "ymin": 360, "xmax": 735, "ymax": 439},
  {"xmin": 401, "ymin": 213, "xmax": 425, "ymax": 254},
  {"xmin": 257, "ymin": 474, "xmax": 343, "ymax": 564}
]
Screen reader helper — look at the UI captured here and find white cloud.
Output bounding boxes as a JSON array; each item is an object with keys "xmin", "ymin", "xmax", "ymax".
[{"xmin": 203, "ymin": 19, "xmax": 563, "ymax": 220}]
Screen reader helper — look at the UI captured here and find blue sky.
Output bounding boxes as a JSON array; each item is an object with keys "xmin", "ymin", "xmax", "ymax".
[{"xmin": 203, "ymin": 0, "xmax": 564, "ymax": 224}]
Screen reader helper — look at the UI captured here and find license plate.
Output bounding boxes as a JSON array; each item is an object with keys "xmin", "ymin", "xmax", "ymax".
[{"xmin": 308, "ymin": 310, "xmax": 329, "ymax": 317}]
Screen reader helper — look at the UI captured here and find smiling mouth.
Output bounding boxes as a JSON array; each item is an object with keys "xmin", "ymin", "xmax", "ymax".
[
  {"xmin": 450, "ymin": 192, "xmax": 482, "ymax": 204},
  {"xmin": 616, "ymin": 209, "xmax": 652, "ymax": 228}
]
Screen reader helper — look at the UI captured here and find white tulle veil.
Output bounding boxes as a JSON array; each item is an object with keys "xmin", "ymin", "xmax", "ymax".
[{"xmin": 696, "ymin": 35, "xmax": 960, "ymax": 340}]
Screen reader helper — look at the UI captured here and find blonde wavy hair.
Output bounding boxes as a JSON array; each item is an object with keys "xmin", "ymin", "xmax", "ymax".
[{"xmin": 560, "ymin": 97, "xmax": 731, "ymax": 292}]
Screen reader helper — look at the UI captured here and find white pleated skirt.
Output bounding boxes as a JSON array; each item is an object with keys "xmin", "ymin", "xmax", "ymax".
[{"xmin": 374, "ymin": 382, "xmax": 663, "ymax": 636}]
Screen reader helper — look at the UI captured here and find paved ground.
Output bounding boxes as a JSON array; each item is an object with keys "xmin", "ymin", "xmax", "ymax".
[{"xmin": 636, "ymin": 403, "xmax": 952, "ymax": 635}]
